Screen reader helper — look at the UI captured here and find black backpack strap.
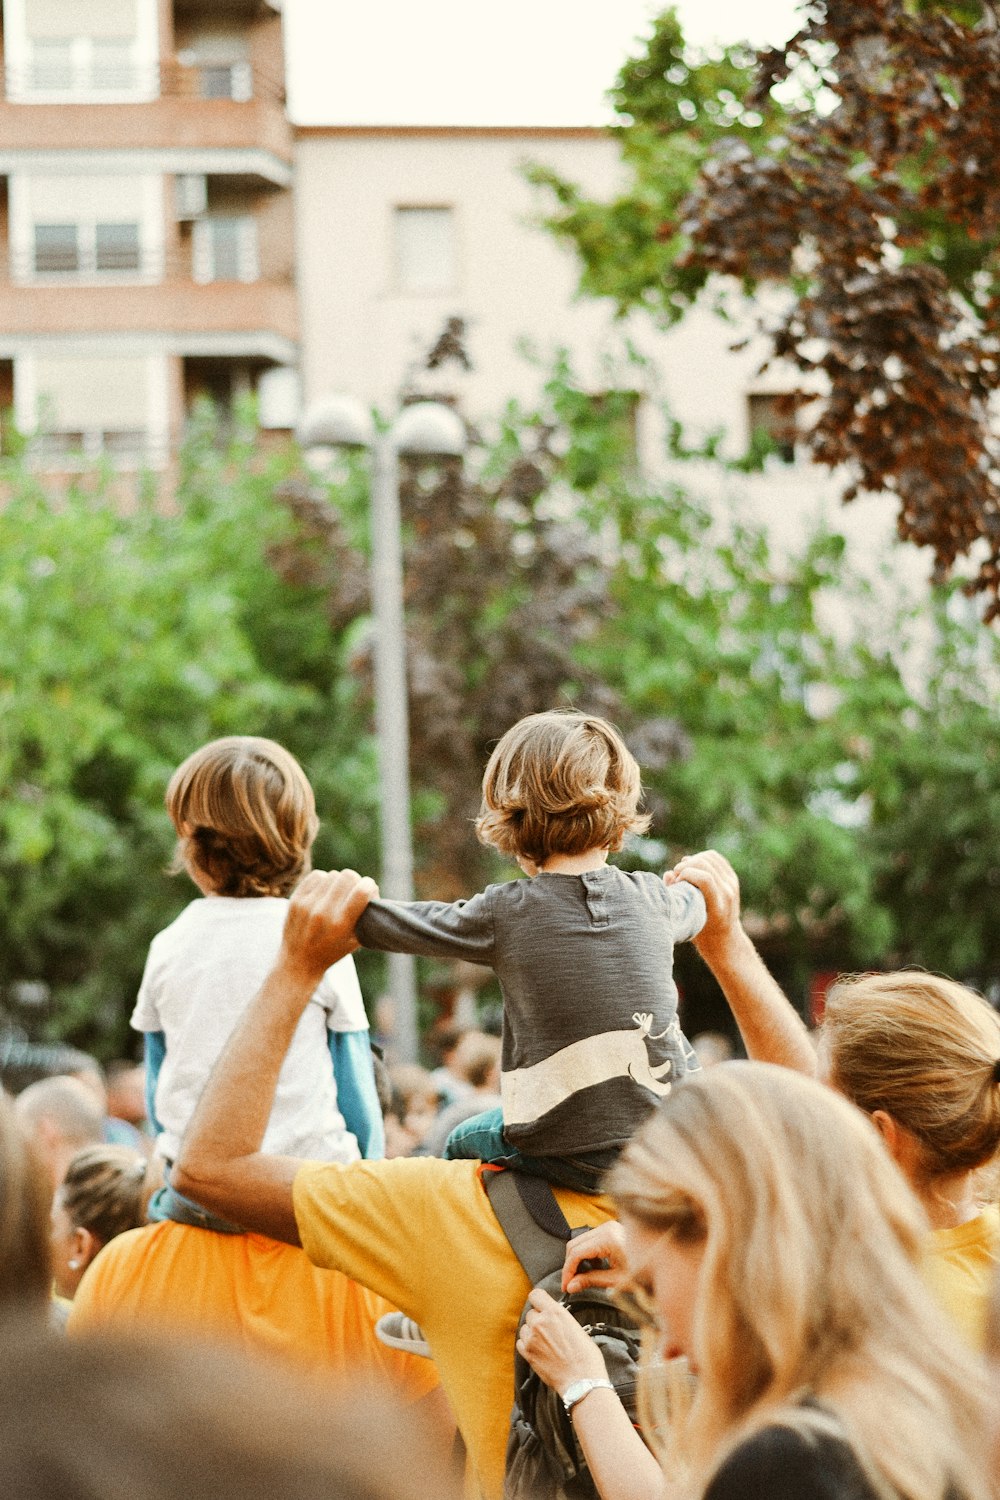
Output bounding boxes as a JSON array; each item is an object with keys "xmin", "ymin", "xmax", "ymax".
[{"xmin": 485, "ymin": 1170, "xmax": 587, "ymax": 1286}]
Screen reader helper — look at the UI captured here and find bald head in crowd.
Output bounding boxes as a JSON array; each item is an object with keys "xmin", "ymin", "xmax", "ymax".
[{"xmin": 15, "ymin": 1077, "xmax": 103, "ymax": 1190}]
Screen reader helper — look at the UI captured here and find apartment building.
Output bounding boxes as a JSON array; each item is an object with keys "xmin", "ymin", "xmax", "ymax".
[
  {"xmin": 0, "ymin": 0, "xmax": 297, "ymax": 467},
  {"xmin": 291, "ymin": 122, "xmax": 935, "ymax": 630}
]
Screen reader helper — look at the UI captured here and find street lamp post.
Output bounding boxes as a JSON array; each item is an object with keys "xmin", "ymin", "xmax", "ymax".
[{"xmin": 297, "ymin": 396, "xmax": 466, "ymax": 1063}]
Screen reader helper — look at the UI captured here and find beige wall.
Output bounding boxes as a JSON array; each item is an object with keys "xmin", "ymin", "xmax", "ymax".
[
  {"xmin": 294, "ymin": 129, "xmax": 641, "ymax": 417},
  {"xmin": 293, "ymin": 127, "xmax": 930, "ymax": 637}
]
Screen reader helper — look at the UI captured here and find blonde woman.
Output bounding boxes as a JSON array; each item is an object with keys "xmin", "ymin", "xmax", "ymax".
[
  {"xmin": 670, "ymin": 851, "xmax": 1000, "ymax": 1349},
  {"xmin": 50, "ymin": 1145, "xmax": 149, "ymax": 1300},
  {"xmin": 819, "ymin": 971, "xmax": 1000, "ymax": 1349},
  {"xmin": 519, "ymin": 1063, "xmax": 992, "ymax": 1500}
]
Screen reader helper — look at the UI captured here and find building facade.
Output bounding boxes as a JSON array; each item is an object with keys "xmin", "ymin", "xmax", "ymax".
[
  {"xmin": 293, "ymin": 123, "xmax": 923, "ymax": 613},
  {"xmin": 0, "ymin": 0, "xmax": 297, "ymax": 467}
]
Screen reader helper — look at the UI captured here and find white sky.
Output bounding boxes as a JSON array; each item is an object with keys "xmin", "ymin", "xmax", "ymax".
[{"xmin": 284, "ymin": 0, "xmax": 804, "ymax": 126}]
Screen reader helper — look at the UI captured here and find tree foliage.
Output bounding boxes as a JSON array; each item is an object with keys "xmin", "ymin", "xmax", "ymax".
[
  {"xmin": 4, "ymin": 363, "xmax": 1000, "ymax": 1055},
  {"xmin": 533, "ymin": 1, "xmax": 1000, "ymax": 615}
]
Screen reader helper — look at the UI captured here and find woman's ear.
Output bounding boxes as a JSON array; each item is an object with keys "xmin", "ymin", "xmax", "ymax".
[
  {"xmin": 74, "ymin": 1226, "xmax": 103, "ymax": 1274},
  {"xmin": 870, "ymin": 1109, "xmax": 922, "ymax": 1177}
]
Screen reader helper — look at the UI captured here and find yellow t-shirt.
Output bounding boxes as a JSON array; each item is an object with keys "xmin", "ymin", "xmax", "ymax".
[
  {"xmin": 922, "ymin": 1202, "xmax": 1000, "ymax": 1350},
  {"xmin": 293, "ymin": 1156, "xmax": 617, "ymax": 1500},
  {"xmin": 68, "ymin": 1219, "xmax": 439, "ymax": 1402}
]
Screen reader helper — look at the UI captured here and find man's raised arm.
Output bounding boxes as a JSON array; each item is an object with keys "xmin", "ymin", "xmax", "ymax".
[
  {"xmin": 172, "ymin": 870, "xmax": 378, "ymax": 1244},
  {"xmin": 668, "ymin": 850, "xmax": 816, "ymax": 1076}
]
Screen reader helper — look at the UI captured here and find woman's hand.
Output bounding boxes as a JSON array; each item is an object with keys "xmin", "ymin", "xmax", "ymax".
[
  {"xmin": 516, "ymin": 1287, "xmax": 608, "ymax": 1393},
  {"xmin": 562, "ymin": 1221, "xmax": 627, "ymax": 1294}
]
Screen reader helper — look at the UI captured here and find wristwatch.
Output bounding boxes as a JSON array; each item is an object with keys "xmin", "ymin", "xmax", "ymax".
[{"xmin": 560, "ymin": 1377, "xmax": 615, "ymax": 1416}]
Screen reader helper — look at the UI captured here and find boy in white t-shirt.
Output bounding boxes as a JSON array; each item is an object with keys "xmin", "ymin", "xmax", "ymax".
[{"xmin": 132, "ymin": 736, "xmax": 383, "ymax": 1228}]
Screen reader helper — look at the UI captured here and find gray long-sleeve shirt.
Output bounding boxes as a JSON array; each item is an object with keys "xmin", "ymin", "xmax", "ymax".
[{"xmin": 356, "ymin": 867, "xmax": 706, "ymax": 1160}]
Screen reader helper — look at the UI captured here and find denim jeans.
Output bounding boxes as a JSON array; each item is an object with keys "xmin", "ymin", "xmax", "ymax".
[
  {"xmin": 444, "ymin": 1105, "xmax": 609, "ymax": 1192},
  {"xmin": 148, "ymin": 1166, "xmax": 245, "ymax": 1235}
]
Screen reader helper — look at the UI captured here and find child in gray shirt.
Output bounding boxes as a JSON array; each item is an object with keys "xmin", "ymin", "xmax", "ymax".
[{"xmin": 356, "ymin": 709, "xmax": 706, "ymax": 1190}]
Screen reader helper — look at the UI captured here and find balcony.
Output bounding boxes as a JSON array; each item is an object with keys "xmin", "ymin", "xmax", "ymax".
[
  {"xmin": 0, "ymin": 249, "xmax": 298, "ymax": 351},
  {"xmin": 0, "ymin": 61, "xmax": 292, "ymax": 169}
]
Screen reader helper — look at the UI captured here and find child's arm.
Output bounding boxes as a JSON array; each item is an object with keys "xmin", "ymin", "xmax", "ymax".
[
  {"xmin": 143, "ymin": 1030, "xmax": 167, "ymax": 1139},
  {"xmin": 356, "ymin": 889, "xmax": 496, "ymax": 965},
  {"xmin": 659, "ymin": 872, "xmax": 707, "ymax": 942},
  {"xmin": 328, "ymin": 1031, "xmax": 384, "ymax": 1160}
]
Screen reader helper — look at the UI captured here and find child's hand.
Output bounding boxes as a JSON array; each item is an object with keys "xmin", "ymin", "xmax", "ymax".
[{"xmin": 665, "ymin": 851, "xmax": 741, "ymax": 955}]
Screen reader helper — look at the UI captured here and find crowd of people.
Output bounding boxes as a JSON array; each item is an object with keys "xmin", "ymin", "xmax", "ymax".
[{"xmin": 1, "ymin": 720, "xmax": 999, "ymax": 1500}]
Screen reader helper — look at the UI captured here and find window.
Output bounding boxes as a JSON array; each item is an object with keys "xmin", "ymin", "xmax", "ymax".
[
  {"xmin": 394, "ymin": 206, "xmax": 457, "ymax": 293},
  {"xmin": 28, "ymin": 39, "xmax": 73, "ymax": 90},
  {"xmin": 91, "ymin": 39, "xmax": 137, "ymax": 91},
  {"xmin": 747, "ymin": 392, "xmax": 801, "ymax": 465},
  {"xmin": 197, "ymin": 61, "xmax": 253, "ymax": 100},
  {"xmin": 6, "ymin": 0, "xmax": 157, "ymax": 101},
  {"xmin": 34, "ymin": 224, "xmax": 79, "ymax": 274},
  {"xmin": 12, "ymin": 173, "xmax": 161, "ymax": 284},
  {"xmin": 192, "ymin": 217, "xmax": 259, "ymax": 284},
  {"xmin": 32, "ymin": 220, "xmax": 142, "ymax": 277},
  {"xmin": 95, "ymin": 222, "xmax": 141, "ymax": 272}
]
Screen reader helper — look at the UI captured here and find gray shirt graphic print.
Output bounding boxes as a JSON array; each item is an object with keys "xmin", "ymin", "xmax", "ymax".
[{"xmin": 356, "ymin": 867, "xmax": 706, "ymax": 1159}]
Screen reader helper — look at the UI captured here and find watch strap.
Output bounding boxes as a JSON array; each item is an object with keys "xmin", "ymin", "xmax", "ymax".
[{"xmin": 561, "ymin": 1377, "xmax": 614, "ymax": 1416}]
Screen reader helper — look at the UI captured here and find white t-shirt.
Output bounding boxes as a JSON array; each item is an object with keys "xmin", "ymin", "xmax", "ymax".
[{"xmin": 131, "ymin": 896, "xmax": 367, "ymax": 1165}]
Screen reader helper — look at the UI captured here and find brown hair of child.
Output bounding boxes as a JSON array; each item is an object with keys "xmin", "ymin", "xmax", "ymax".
[
  {"xmin": 475, "ymin": 710, "xmax": 650, "ymax": 867},
  {"xmin": 167, "ymin": 736, "xmax": 319, "ymax": 898}
]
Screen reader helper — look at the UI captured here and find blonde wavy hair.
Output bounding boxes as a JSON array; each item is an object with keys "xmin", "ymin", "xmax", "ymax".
[
  {"xmin": 475, "ymin": 710, "xmax": 650, "ymax": 866},
  {"xmin": 59, "ymin": 1145, "xmax": 150, "ymax": 1249},
  {"xmin": 820, "ymin": 971, "xmax": 1000, "ymax": 1183},
  {"xmin": 608, "ymin": 1063, "xmax": 991, "ymax": 1500},
  {"xmin": 167, "ymin": 736, "xmax": 319, "ymax": 898}
]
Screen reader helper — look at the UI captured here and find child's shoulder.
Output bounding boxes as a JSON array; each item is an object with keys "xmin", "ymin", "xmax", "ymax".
[{"xmin": 150, "ymin": 894, "xmax": 287, "ymax": 945}]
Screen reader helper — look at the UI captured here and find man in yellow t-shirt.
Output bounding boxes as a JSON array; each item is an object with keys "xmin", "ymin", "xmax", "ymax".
[
  {"xmin": 171, "ymin": 860, "xmax": 815, "ymax": 1500},
  {"xmin": 293, "ymin": 1156, "xmax": 614, "ymax": 1498},
  {"xmin": 167, "ymin": 867, "xmax": 618, "ymax": 1500}
]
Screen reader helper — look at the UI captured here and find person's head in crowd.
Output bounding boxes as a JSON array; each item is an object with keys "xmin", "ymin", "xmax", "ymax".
[
  {"xmin": 167, "ymin": 735, "xmax": 319, "ymax": 898},
  {"xmin": 608, "ymin": 1062, "xmax": 990, "ymax": 1500},
  {"xmin": 0, "ymin": 1319, "xmax": 458, "ymax": 1500},
  {"xmin": 819, "ymin": 971, "xmax": 1000, "ymax": 1198},
  {"xmin": 475, "ymin": 709, "xmax": 650, "ymax": 872},
  {"xmin": 451, "ymin": 1031, "xmax": 501, "ymax": 1094},
  {"xmin": 14, "ymin": 1076, "xmax": 104, "ymax": 1190},
  {"xmin": 50, "ymin": 1145, "xmax": 150, "ymax": 1300},
  {"xmin": 0, "ymin": 1040, "xmax": 103, "ymax": 1099},
  {"xmin": 65, "ymin": 1052, "xmax": 108, "ymax": 1112},
  {"xmin": 432, "ymin": 1025, "xmax": 468, "ymax": 1076},
  {"xmin": 105, "ymin": 1061, "xmax": 148, "ymax": 1130},
  {"xmin": 0, "ymin": 1090, "xmax": 52, "ymax": 1317},
  {"xmin": 384, "ymin": 1064, "xmax": 440, "ymax": 1158}
]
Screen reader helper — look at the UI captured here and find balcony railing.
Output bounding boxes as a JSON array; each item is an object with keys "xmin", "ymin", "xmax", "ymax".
[
  {"xmin": 28, "ymin": 428, "xmax": 171, "ymax": 470},
  {"xmin": 1, "ymin": 60, "xmax": 285, "ymax": 106},
  {"xmin": 2, "ymin": 248, "xmax": 292, "ymax": 287}
]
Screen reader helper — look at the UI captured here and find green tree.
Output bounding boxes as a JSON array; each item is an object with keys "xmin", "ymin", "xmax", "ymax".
[
  {"xmin": 6, "ymin": 368, "xmax": 1000, "ymax": 1058},
  {"xmin": 532, "ymin": 2, "xmax": 1000, "ymax": 615},
  {"xmin": 0, "ymin": 409, "xmax": 377, "ymax": 1052}
]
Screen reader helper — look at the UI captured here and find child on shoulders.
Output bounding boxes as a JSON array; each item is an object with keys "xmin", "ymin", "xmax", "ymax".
[
  {"xmin": 356, "ymin": 710, "xmax": 706, "ymax": 1191},
  {"xmin": 132, "ymin": 735, "xmax": 383, "ymax": 1229}
]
